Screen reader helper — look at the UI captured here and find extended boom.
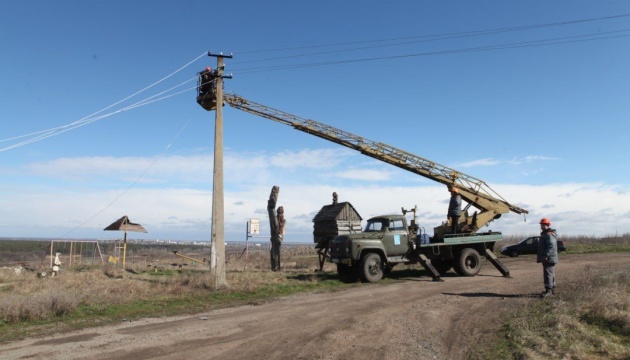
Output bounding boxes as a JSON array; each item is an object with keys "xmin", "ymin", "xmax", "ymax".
[{"xmin": 221, "ymin": 93, "xmax": 527, "ymax": 239}]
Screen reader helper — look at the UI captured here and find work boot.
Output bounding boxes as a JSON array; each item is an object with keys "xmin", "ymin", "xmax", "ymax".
[
  {"xmin": 552, "ymin": 286, "xmax": 556, "ymax": 295},
  {"xmin": 541, "ymin": 288, "xmax": 553, "ymax": 298}
]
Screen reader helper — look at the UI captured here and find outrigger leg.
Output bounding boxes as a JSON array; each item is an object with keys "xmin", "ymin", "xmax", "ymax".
[
  {"xmin": 484, "ymin": 248, "xmax": 511, "ymax": 277},
  {"xmin": 418, "ymin": 254, "xmax": 442, "ymax": 281},
  {"xmin": 317, "ymin": 248, "xmax": 328, "ymax": 272}
]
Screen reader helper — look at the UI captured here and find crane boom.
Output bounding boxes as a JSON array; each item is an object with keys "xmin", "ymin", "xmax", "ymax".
[{"xmin": 223, "ymin": 93, "xmax": 528, "ymax": 237}]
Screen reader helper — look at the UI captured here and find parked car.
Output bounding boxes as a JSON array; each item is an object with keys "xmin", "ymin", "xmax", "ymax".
[{"xmin": 500, "ymin": 236, "xmax": 566, "ymax": 257}]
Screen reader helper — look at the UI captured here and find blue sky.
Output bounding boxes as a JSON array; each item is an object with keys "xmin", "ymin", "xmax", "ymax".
[{"xmin": 1, "ymin": 1, "xmax": 629, "ymax": 243}]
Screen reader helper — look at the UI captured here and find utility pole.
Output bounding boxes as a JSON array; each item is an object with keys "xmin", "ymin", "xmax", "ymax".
[{"xmin": 197, "ymin": 52, "xmax": 232, "ymax": 289}]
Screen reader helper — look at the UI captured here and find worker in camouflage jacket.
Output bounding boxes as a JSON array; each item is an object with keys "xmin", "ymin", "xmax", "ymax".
[
  {"xmin": 447, "ymin": 188, "xmax": 462, "ymax": 234},
  {"xmin": 537, "ymin": 218, "xmax": 559, "ymax": 298}
]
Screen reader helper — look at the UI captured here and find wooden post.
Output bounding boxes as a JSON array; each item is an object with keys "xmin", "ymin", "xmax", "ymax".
[
  {"xmin": 268, "ymin": 186, "xmax": 281, "ymax": 271},
  {"xmin": 122, "ymin": 231, "xmax": 127, "ymax": 268}
]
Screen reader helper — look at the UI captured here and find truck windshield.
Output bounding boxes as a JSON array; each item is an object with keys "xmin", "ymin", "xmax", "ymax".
[{"xmin": 365, "ymin": 219, "xmax": 387, "ymax": 232}]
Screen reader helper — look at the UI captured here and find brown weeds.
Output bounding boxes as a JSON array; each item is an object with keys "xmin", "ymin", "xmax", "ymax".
[
  {"xmin": 0, "ymin": 243, "xmax": 327, "ymax": 326},
  {"xmin": 503, "ymin": 265, "xmax": 630, "ymax": 360}
]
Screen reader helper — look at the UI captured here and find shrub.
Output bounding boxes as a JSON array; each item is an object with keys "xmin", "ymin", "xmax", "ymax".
[{"xmin": 0, "ymin": 288, "xmax": 77, "ymax": 322}]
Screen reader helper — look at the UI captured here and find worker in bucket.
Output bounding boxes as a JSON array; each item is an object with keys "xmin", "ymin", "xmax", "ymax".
[
  {"xmin": 537, "ymin": 218, "xmax": 559, "ymax": 298},
  {"xmin": 447, "ymin": 188, "xmax": 462, "ymax": 234},
  {"xmin": 52, "ymin": 252, "xmax": 62, "ymax": 276}
]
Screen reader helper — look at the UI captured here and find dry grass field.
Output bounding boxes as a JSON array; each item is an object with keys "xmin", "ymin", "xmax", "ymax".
[{"xmin": 0, "ymin": 242, "xmax": 330, "ymax": 318}]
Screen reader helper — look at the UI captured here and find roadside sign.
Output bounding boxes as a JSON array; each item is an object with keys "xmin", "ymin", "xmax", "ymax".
[{"xmin": 249, "ymin": 218, "xmax": 260, "ymax": 235}]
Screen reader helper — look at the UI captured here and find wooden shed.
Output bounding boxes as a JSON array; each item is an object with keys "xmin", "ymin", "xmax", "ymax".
[
  {"xmin": 312, "ymin": 194, "xmax": 362, "ymax": 271},
  {"xmin": 312, "ymin": 193, "xmax": 362, "ymax": 248}
]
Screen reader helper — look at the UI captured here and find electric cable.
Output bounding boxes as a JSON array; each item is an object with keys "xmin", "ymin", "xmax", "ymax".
[
  {"xmin": 0, "ymin": 75, "xmax": 205, "ymax": 152},
  {"xmin": 59, "ymin": 117, "xmax": 194, "ymax": 238},
  {"xmin": 230, "ymin": 28, "xmax": 630, "ymax": 74},
  {"xmin": 0, "ymin": 52, "xmax": 207, "ymax": 151},
  {"xmin": 235, "ymin": 13, "xmax": 630, "ymax": 56}
]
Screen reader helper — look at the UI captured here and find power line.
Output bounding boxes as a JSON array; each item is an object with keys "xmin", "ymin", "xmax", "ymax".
[
  {"xmin": 0, "ymin": 54, "xmax": 206, "ymax": 152},
  {"xmin": 234, "ymin": 13, "xmax": 630, "ymax": 57},
  {"xmin": 59, "ymin": 118, "xmax": 194, "ymax": 238},
  {"xmin": 231, "ymin": 29, "xmax": 630, "ymax": 74}
]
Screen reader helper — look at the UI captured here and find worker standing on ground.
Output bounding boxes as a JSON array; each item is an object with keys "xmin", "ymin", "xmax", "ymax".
[
  {"xmin": 447, "ymin": 188, "xmax": 462, "ymax": 234},
  {"xmin": 52, "ymin": 252, "xmax": 62, "ymax": 276},
  {"xmin": 537, "ymin": 218, "xmax": 559, "ymax": 298}
]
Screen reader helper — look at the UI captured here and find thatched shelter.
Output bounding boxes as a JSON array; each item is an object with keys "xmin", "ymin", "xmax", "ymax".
[
  {"xmin": 104, "ymin": 216, "xmax": 147, "ymax": 233},
  {"xmin": 104, "ymin": 215, "xmax": 147, "ymax": 268}
]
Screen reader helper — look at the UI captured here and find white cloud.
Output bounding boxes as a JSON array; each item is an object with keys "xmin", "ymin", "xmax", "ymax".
[
  {"xmin": 336, "ymin": 168, "xmax": 392, "ymax": 181},
  {"xmin": 524, "ymin": 155, "xmax": 558, "ymax": 162},
  {"xmin": 1, "ymin": 152, "xmax": 629, "ymax": 242},
  {"xmin": 455, "ymin": 155, "xmax": 557, "ymax": 168},
  {"xmin": 269, "ymin": 149, "xmax": 351, "ymax": 169},
  {"xmin": 454, "ymin": 158, "xmax": 500, "ymax": 168},
  {"xmin": 13, "ymin": 148, "xmax": 352, "ymax": 186}
]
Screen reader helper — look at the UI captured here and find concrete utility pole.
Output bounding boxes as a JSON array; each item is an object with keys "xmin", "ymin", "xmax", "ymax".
[{"xmin": 206, "ymin": 52, "xmax": 232, "ymax": 289}]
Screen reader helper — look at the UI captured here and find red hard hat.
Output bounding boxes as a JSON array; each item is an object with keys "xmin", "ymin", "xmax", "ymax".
[{"xmin": 539, "ymin": 218, "xmax": 551, "ymax": 225}]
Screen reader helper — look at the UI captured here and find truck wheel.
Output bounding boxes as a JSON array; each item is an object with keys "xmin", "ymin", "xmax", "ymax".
[
  {"xmin": 509, "ymin": 250, "xmax": 519, "ymax": 257},
  {"xmin": 337, "ymin": 264, "xmax": 357, "ymax": 283},
  {"xmin": 453, "ymin": 248, "xmax": 481, "ymax": 276},
  {"xmin": 360, "ymin": 253, "xmax": 383, "ymax": 283},
  {"xmin": 431, "ymin": 259, "xmax": 452, "ymax": 275}
]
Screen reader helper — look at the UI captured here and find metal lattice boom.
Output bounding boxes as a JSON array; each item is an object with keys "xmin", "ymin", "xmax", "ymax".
[{"xmin": 225, "ymin": 93, "xmax": 528, "ymax": 232}]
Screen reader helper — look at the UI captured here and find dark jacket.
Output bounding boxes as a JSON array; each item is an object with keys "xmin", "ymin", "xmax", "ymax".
[
  {"xmin": 537, "ymin": 228, "xmax": 559, "ymax": 264},
  {"xmin": 448, "ymin": 194, "xmax": 462, "ymax": 217}
]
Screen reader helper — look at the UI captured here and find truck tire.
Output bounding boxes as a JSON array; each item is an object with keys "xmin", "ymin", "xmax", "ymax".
[
  {"xmin": 509, "ymin": 250, "xmax": 519, "ymax": 257},
  {"xmin": 360, "ymin": 253, "xmax": 383, "ymax": 283},
  {"xmin": 431, "ymin": 259, "xmax": 452, "ymax": 275},
  {"xmin": 453, "ymin": 248, "xmax": 481, "ymax": 276},
  {"xmin": 337, "ymin": 264, "xmax": 357, "ymax": 283}
]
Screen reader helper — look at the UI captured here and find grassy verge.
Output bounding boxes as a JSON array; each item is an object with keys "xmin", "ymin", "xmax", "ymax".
[
  {"xmin": 0, "ymin": 266, "xmax": 352, "ymax": 343},
  {"xmin": 564, "ymin": 242, "xmax": 630, "ymax": 254},
  {"xmin": 471, "ymin": 265, "xmax": 630, "ymax": 360}
]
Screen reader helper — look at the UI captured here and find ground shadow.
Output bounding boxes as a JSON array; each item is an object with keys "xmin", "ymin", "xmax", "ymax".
[
  {"xmin": 287, "ymin": 273, "xmax": 339, "ymax": 282},
  {"xmin": 443, "ymin": 292, "xmax": 540, "ymax": 298},
  {"xmin": 388, "ymin": 268, "xmax": 454, "ymax": 279}
]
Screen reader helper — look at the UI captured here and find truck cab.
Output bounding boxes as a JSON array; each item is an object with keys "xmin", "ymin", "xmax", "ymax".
[
  {"xmin": 329, "ymin": 214, "xmax": 414, "ymax": 282},
  {"xmin": 363, "ymin": 215, "xmax": 410, "ymax": 256}
]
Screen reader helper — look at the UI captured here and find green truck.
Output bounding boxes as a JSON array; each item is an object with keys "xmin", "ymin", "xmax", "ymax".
[{"xmin": 329, "ymin": 212, "xmax": 509, "ymax": 283}]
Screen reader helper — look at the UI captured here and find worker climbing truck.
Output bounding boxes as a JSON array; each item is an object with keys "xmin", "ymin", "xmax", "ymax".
[{"xmin": 195, "ymin": 78, "xmax": 528, "ymax": 282}]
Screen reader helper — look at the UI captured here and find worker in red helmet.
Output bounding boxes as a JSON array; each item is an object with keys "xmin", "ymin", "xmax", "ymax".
[{"xmin": 537, "ymin": 217, "xmax": 559, "ymax": 298}]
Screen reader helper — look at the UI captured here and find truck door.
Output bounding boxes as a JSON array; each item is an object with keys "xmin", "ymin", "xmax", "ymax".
[{"xmin": 383, "ymin": 218, "xmax": 409, "ymax": 255}]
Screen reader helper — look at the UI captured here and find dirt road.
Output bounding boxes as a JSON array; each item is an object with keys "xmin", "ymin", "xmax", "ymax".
[{"xmin": 1, "ymin": 253, "xmax": 627, "ymax": 360}]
